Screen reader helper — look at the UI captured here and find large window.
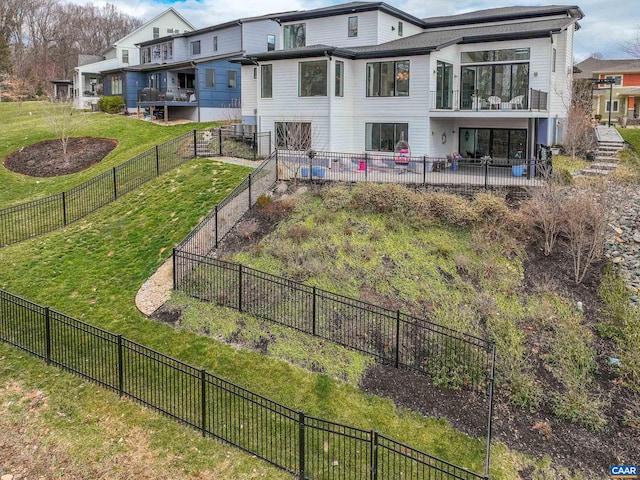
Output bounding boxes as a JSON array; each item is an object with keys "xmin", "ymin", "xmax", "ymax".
[
  {"xmin": 227, "ymin": 70, "xmax": 237, "ymax": 89},
  {"xmin": 276, "ymin": 122, "xmax": 311, "ymax": 150},
  {"xmin": 142, "ymin": 42, "xmax": 172, "ymax": 63},
  {"xmin": 462, "ymin": 48, "xmax": 530, "ymax": 63},
  {"xmin": 335, "ymin": 61, "xmax": 344, "ymax": 97},
  {"xmin": 436, "ymin": 60, "xmax": 453, "ymax": 109},
  {"xmin": 348, "ymin": 16, "xmax": 358, "ymax": 37},
  {"xmin": 299, "ymin": 60, "xmax": 327, "ymax": 96},
  {"xmin": 365, "ymin": 123, "xmax": 408, "ymax": 152},
  {"xmin": 366, "ymin": 60, "xmax": 409, "ymax": 97},
  {"xmin": 205, "ymin": 69, "xmax": 215, "ymax": 88},
  {"xmin": 459, "ymin": 128, "xmax": 527, "ymax": 161},
  {"xmin": 261, "ymin": 64, "xmax": 272, "ymax": 98},
  {"xmin": 603, "ymin": 75, "xmax": 622, "ymax": 86},
  {"xmin": 283, "ymin": 23, "xmax": 305, "ymax": 49},
  {"xmin": 178, "ymin": 72, "xmax": 195, "ymax": 89},
  {"xmin": 267, "ymin": 34, "xmax": 276, "ymax": 51},
  {"xmin": 191, "ymin": 40, "xmax": 201, "ymax": 55},
  {"xmin": 111, "ymin": 75, "xmax": 122, "ymax": 95},
  {"xmin": 461, "ymin": 63, "xmax": 529, "ymax": 109}
]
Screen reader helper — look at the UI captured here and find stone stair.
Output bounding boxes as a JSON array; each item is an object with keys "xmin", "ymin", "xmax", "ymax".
[{"xmin": 577, "ymin": 126, "xmax": 626, "ymax": 176}]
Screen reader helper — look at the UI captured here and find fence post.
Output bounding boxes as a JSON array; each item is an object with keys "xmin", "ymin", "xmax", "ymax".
[
  {"xmin": 395, "ymin": 310, "xmax": 401, "ymax": 368},
  {"xmin": 238, "ymin": 264, "xmax": 243, "ymax": 312},
  {"xmin": 248, "ymin": 175, "xmax": 252, "ymax": 209},
  {"xmin": 172, "ymin": 248, "xmax": 177, "ymax": 290},
  {"xmin": 155, "ymin": 145, "xmax": 160, "ymax": 175},
  {"xmin": 423, "ymin": 156, "xmax": 427, "ymax": 185},
  {"xmin": 193, "ymin": 130, "xmax": 198, "ymax": 158},
  {"xmin": 218, "ymin": 128, "xmax": 223, "ymax": 156},
  {"xmin": 61, "ymin": 192, "xmax": 67, "ymax": 226},
  {"xmin": 112, "ymin": 167, "xmax": 118, "ymax": 199},
  {"xmin": 117, "ymin": 334, "xmax": 124, "ymax": 397},
  {"xmin": 214, "ymin": 206, "xmax": 219, "ymax": 248},
  {"xmin": 484, "ymin": 160, "xmax": 489, "ymax": 190},
  {"xmin": 312, "ymin": 287, "xmax": 317, "ymax": 336},
  {"xmin": 485, "ymin": 342, "xmax": 496, "ymax": 479},
  {"xmin": 201, "ymin": 368, "xmax": 207, "ymax": 437},
  {"xmin": 253, "ymin": 132, "xmax": 257, "ymax": 161},
  {"xmin": 44, "ymin": 307, "xmax": 51, "ymax": 365},
  {"xmin": 298, "ymin": 411, "xmax": 306, "ymax": 479},
  {"xmin": 364, "ymin": 152, "xmax": 368, "ymax": 181},
  {"xmin": 275, "ymin": 149, "xmax": 279, "ymax": 181},
  {"xmin": 371, "ymin": 431, "xmax": 378, "ymax": 480}
]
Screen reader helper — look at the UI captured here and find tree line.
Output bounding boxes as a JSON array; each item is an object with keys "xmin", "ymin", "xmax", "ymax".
[{"xmin": 1, "ymin": 0, "xmax": 141, "ymax": 98}]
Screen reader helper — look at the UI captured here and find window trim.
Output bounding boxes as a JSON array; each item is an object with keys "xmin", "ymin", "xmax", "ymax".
[
  {"xmin": 298, "ymin": 60, "xmax": 328, "ymax": 97},
  {"xmin": 267, "ymin": 34, "xmax": 276, "ymax": 51},
  {"xmin": 261, "ymin": 64, "xmax": 272, "ymax": 98},
  {"xmin": 153, "ymin": 27, "xmax": 159, "ymax": 39},
  {"xmin": 227, "ymin": 70, "xmax": 237, "ymax": 89},
  {"xmin": 191, "ymin": 40, "xmax": 201, "ymax": 56},
  {"xmin": 205, "ymin": 68, "xmax": 215, "ymax": 88},
  {"xmin": 335, "ymin": 61, "xmax": 344, "ymax": 97},
  {"xmin": 366, "ymin": 60, "xmax": 410, "ymax": 97},
  {"xmin": 365, "ymin": 122, "xmax": 408, "ymax": 152},
  {"xmin": 122, "ymin": 49, "xmax": 129, "ymax": 63},
  {"xmin": 606, "ymin": 99, "xmax": 619, "ymax": 112},
  {"xmin": 348, "ymin": 16, "xmax": 358, "ymax": 37},
  {"xmin": 283, "ymin": 23, "xmax": 306, "ymax": 49},
  {"xmin": 398, "ymin": 21, "xmax": 403, "ymax": 36}
]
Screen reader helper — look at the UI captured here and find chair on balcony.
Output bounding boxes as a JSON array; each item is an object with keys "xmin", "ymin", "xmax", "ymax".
[
  {"xmin": 487, "ymin": 96, "xmax": 501, "ymax": 110},
  {"xmin": 509, "ymin": 95, "xmax": 524, "ymax": 110}
]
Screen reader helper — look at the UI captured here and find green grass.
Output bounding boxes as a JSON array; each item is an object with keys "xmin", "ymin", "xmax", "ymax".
[
  {"xmin": 0, "ymin": 100, "xmax": 217, "ymax": 206},
  {"xmin": 0, "ymin": 105, "xmax": 597, "ymax": 479},
  {"xmin": 552, "ymin": 154, "xmax": 589, "ymax": 173}
]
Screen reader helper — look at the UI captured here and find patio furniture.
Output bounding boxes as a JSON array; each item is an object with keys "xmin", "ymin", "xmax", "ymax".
[
  {"xmin": 487, "ymin": 96, "xmax": 501, "ymax": 110},
  {"xmin": 509, "ymin": 95, "xmax": 524, "ymax": 109}
]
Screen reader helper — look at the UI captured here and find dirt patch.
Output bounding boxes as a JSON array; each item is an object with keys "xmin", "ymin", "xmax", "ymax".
[{"xmin": 3, "ymin": 137, "xmax": 117, "ymax": 177}]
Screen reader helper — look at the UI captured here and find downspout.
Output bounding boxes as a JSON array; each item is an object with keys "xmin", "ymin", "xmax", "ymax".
[{"xmin": 249, "ymin": 57, "xmax": 260, "ymax": 132}]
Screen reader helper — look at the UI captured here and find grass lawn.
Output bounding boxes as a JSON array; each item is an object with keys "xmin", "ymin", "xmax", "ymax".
[
  {"xmin": 0, "ymin": 103, "xmax": 592, "ymax": 479},
  {"xmin": 0, "ymin": 101, "xmax": 217, "ymax": 206}
]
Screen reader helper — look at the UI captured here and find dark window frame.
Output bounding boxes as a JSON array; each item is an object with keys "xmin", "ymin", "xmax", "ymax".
[
  {"xmin": 366, "ymin": 60, "xmax": 410, "ymax": 97},
  {"xmin": 261, "ymin": 64, "xmax": 272, "ymax": 98},
  {"xmin": 365, "ymin": 122, "xmax": 408, "ymax": 152},
  {"xmin": 191, "ymin": 40, "xmax": 201, "ymax": 55},
  {"xmin": 299, "ymin": 60, "xmax": 327, "ymax": 97},
  {"xmin": 348, "ymin": 16, "xmax": 358, "ymax": 37}
]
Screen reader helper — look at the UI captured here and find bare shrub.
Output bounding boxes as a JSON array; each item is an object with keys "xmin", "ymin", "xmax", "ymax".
[
  {"xmin": 286, "ymin": 224, "xmax": 311, "ymax": 245},
  {"xmin": 254, "ymin": 194, "xmax": 273, "ymax": 210},
  {"xmin": 421, "ymin": 192, "xmax": 477, "ymax": 226},
  {"xmin": 349, "ymin": 183, "xmax": 415, "ymax": 218},
  {"xmin": 523, "ymin": 179, "xmax": 566, "ymax": 256},
  {"xmin": 320, "ymin": 184, "xmax": 352, "ymax": 211},
  {"xmin": 237, "ymin": 219, "xmax": 259, "ymax": 240},
  {"xmin": 260, "ymin": 196, "xmax": 298, "ymax": 223},
  {"xmin": 470, "ymin": 193, "xmax": 509, "ymax": 224},
  {"xmin": 561, "ymin": 187, "xmax": 608, "ymax": 284}
]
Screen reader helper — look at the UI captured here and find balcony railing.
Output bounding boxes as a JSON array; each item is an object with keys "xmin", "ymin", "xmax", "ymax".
[
  {"xmin": 137, "ymin": 87, "xmax": 196, "ymax": 103},
  {"xmin": 430, "ymin": 88, "xmax": 548, "ymax": 112}
]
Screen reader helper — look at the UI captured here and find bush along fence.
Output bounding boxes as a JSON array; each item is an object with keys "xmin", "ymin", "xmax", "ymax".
[
  {"xmin": 0, "ymin": 288, "xmax": 489, "ymax": 480},
  {"xmin": 0, "ymin": 127, "xmax": 271, "ymax": 248},
  {"xmin": 276, "ymin": 150, "xmax": 550, "ymax": 196}
]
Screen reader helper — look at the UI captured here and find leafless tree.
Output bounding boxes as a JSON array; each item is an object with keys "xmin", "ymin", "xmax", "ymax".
[
  {"xmin": 1, "ymin": 74, "xmax": 34, "ymax": 113},
  {"xmin": 46, "ymin": 99, "xmax": 82, "ymax": 156},
  {"xmin": 621, "ymin": 27, "xmax": 640, "ymax": 57}
]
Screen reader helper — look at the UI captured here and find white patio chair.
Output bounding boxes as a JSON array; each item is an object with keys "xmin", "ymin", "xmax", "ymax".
[
  {"xmin": 509, "ymin": 95, "xmax": 524, "ymax": 110},
  {"xmin": 487, "ymin": 96, "xmax": 501, "ymax": 110}
]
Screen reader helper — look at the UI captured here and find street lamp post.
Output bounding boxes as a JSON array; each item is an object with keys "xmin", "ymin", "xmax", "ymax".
[{"xmin": 590, "ymin": 78, "xmax": 616, "ymax": 127}]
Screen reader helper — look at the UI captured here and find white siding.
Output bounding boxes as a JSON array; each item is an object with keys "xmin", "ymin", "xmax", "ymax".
[
  {"xmin": 172, "ymin": 38, "xmax": 190, "ymax": 60},
  {"xmin": 241, "ymin": 65, "xmax": 258, "ymax": 121},
  {"xmin": 242, "ymin": 19, "xmax": 280, "ymax": 54},
  {"xmin": 376, "ymin": 13, "xmax": 422, "ymax": 44},
  {"xmin": 187, "ymin": 25, "xmax": 241, "ymax": 59}
]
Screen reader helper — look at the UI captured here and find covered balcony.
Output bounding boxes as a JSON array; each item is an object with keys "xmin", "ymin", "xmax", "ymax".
[{"xmin": 430, "ymin": 88, "xmax": 548, "ymax": 112}]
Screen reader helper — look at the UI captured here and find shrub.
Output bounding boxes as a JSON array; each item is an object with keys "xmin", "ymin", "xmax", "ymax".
[
  {"xmin": 97, "ymin": 95, "xmax": 125, "ymax": 114},
  {"xmin": 286, "ymin": 224, "xmax": 311, "ymax": 245},
  {"xmin": 522, "ymin": 181, "xmax": 565, "ymax": 256},
  {"xmin": 421, "ymin": 192, "xmax": 477, "ymax": 226},
  {"xmin": 470, "ymin": 193, "xmax": 509, "ymax": 224},
  {"xmin": 320, "ymin": 184, "xmax": 352, "ymax": 211},
  {"xmin": 255, "ymin": 194, "xmax": 273, "ymax": 210}
]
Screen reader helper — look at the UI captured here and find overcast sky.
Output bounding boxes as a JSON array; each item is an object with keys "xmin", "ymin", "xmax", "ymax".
[{"xmin": 86, "ymin": 0, "xmax": 640, "ymax": 61}]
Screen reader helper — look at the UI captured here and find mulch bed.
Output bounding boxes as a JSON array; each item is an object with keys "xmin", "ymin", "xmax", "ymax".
[{"xmin": 3, "ymin": 137, "xmax": 117, "ymax": 177}]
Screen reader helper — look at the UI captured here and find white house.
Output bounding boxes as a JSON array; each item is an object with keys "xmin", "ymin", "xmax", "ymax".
[
  {"xmin": 236, "ymin": 2, "xmax": 584, "ymax": 162},
  {"xmin": 73, "ymin": 8, "xmax": 195, "ymax": 110}
]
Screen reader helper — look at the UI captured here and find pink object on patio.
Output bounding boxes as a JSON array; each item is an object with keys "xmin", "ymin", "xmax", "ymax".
[{"xmin": 359, "ymin": 160, "xmax": 367, "ymax": 171}]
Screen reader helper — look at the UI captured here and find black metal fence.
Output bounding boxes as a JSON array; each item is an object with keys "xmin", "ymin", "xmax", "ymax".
[
  {"xmin": 176, "ymin": 152, "xmax": 278, "ymax": 257},
  {"xmin": 0, "ymin": 288, "xmax": 487, "ymax": 480},
  {"xmin": 0, "ymin": 128, "xmax": 271, "ymax": 247},
  {"xmin": 173, "ymin": 252, "xmax": 495, "ymax": 394},
  {"xmin": 276, "ymin": 150, "xmax": 550, "ymax": 196}
]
